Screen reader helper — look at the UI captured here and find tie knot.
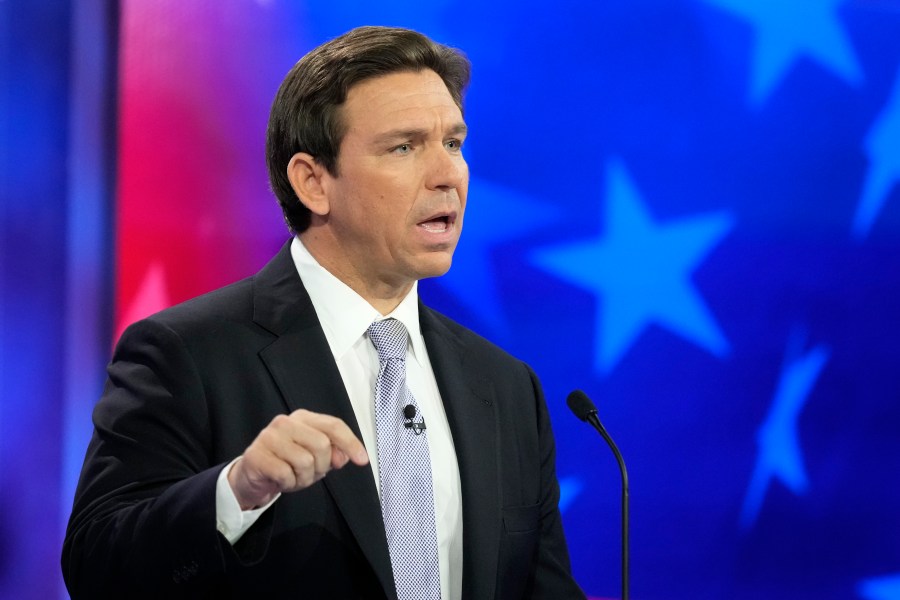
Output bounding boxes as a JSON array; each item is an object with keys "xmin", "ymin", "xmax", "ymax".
[{"xmin": 368, "ymin": 318, "xmax": 409, "ymax": 361}]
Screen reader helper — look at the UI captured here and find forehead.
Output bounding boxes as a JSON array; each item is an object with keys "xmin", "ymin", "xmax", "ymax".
[{"xmin": 340, "ymin": 70, "xmax": 463, "ymax": 134}]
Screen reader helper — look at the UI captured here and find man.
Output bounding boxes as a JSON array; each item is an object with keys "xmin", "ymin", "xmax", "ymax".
[{"xmin": 63, "ymin": 26, "xmax": 585, "ymax": 599}]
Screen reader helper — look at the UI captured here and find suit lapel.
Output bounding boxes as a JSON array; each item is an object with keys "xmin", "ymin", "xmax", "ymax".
[
  {"xmin": 420, "ymin": 306, "xmax": 501, "ymax": 600},
  {"xmin": 250, "ymin": 243, "xmax": 501, "ymax": 598},
  {"xmin": 252, "ymin": 241, "xmax": 396, "ymax": 599}
]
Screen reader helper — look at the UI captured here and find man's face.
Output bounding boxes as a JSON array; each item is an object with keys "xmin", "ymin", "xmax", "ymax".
[{"xmin": 316, "ymin": 69, "xmax": 468, "ymax": 296}]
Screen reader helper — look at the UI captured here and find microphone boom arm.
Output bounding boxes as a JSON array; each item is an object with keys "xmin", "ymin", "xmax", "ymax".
[{"xmin": 568, "ymin": 391, "xmax": 629, "ymax": 600}]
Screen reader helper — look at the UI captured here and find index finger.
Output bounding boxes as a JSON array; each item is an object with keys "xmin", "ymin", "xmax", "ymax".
[{"xmin": 291, "ymin": 410, "xmax": 369, "ymax": 466}]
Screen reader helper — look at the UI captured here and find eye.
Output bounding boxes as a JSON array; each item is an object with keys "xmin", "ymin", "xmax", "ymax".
[
  {"xmin": 392, "ymin": 143, "xmax": 412, "ymax": 155},
  {"xmin": 445, "ymin": 139, "xmax": 463, "ymax": 151}
]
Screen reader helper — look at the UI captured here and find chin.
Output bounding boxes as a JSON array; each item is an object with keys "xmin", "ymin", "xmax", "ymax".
[{"xmin": 413, "ymin": 252, "xmax": 454, "ymax": 280}]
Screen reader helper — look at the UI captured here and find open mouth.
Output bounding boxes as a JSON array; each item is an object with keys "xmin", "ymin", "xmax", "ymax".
[{"xmin": 418, "ymin": 212, "xmax": 456, "ymax": 233}]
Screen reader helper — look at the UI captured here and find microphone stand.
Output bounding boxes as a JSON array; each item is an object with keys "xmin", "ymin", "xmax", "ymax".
[
  {"xmin": 568, "ymin": 391, "xmax": 629, "ymax": 600},
  {"xmin": 584, "ymin": 411, "xmax": 628, "ymax": 600}
]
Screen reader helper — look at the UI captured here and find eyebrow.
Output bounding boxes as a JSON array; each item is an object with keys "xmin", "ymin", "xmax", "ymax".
[{"xmin": 372, "ymin": 122, "xmax": 468, "ymax": 146}]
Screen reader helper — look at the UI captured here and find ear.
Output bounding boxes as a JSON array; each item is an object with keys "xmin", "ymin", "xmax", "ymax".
[{"xmin": 287, "ymin": 152, "xmax": 331, "ymax": 216}]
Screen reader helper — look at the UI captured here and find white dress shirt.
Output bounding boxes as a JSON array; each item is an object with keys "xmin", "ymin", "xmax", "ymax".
[{"xmin": 216, "ymin": 237, "xmax": 463, "ymax": 600}]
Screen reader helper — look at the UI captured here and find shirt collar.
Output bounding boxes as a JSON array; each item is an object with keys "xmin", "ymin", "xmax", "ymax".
[{"xmin": 290, "ymin": 237, "xmax": 425, "ymax": 365}]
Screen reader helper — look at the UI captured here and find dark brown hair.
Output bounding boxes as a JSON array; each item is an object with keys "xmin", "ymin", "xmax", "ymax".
[{"xmin": 266, "ymin": 26, "xmax": 471, "ymax": 233}]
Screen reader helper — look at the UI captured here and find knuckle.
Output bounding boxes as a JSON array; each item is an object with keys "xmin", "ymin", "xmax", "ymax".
[
  {"xmin": 291, "ymin": 408, "xmax": 311, "ymax": 420},
  {"xmin": 295, "ymin": 452, "xmax": 314, "ymax": 471},
  {"xmin": 308, "ymin": 433, "xmax": 331, "ymax": 454},
  {"xmin": 273, "ymin": 463, "xmax": 296, "ymax": 490},
  {"xmin": 319, "ymin": 414, "xmax": 342, "ymax": 430},
  {"xmin": 271, "ymin": 414, "xmax": 291, "ymax": 429},
  {"xmin": 295, "ymin": 470, "xmax": 316, "ymax": 489},
  {"xmin": 257, "ymin": 428, "xmax": 279, "ymax": 448}
]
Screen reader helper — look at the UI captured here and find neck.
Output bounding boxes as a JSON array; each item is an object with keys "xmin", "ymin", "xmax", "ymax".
[
  {"xmin": 298, "ymin": 231, "xmax": 414, "ymax": 315},
  {"xmin": 362, "ymin": 287, "xmax": 411, "ymax": 316}
]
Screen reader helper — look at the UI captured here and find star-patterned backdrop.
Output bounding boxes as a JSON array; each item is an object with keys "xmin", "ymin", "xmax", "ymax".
[{"xmin": 3, "ymin": 0, "xmax": 899, "ymax": 599}]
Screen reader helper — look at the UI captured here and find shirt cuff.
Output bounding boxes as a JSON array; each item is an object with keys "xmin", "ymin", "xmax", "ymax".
[{"xmin": 215, "ymin": 457, "xmax": 281, "ymax": 545}]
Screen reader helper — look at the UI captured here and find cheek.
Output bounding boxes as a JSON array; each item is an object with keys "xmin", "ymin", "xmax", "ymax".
[
  {"xmin": 344, "ymin": 168, "xmax": 420, "ymax": 230},
  {"xmin": 368, "ymin": 196, "xmax": 408, "ymax": 238}
]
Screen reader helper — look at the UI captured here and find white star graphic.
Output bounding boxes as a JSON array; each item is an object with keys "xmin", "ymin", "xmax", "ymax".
[
  {"xmin": 439, "ymin": 178, "xmax": 562, "ymax": 338},
  {"xmin": 859, "ymin": 573, "xmax": 900, "ymax": 600},
  {"xmin": 703, "ymin": 0, "xmax": 863, "ymax": 104},
  {"xmin": 853, "ymin": 67, "xmax": 900, "ymax": 239},
  {"xmin": 740, "ymin": 331, "xmax": 829, "ymax": 529},
  {"xmin": 557, "ymin": 476, "xmax": 585, "ymax": 514},
  {"xmin": 531, "ymin": 160, "xmax": 733, "ymax": 374},
  {"xmin": 115, "ymin": 261, "xmax": 170, "ymax": 343}
]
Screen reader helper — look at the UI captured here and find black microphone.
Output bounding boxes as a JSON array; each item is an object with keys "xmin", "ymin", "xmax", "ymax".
[
  {"xmin": 567, "ymin": 390, "xmax": 629, "ymax": 600},
  {"xmin": 402, "ymin": 404, "xmax": 426, "ymax": 435}
]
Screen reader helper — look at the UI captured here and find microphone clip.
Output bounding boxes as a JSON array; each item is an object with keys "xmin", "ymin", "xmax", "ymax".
[
  {"xmin": 404, "ymin": 419, "xmax": 427, "ymax": 435},
  {"xmin": 402, "ymin": 404, "xmax": 427, "ymax": 435}
]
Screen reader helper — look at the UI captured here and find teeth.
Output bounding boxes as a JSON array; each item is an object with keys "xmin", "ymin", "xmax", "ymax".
[{"xmin": 421, "ymin": 220, "xmax": 448, "ymax": 232}]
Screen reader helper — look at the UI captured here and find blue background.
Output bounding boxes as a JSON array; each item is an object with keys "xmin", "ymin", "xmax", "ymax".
[{"xmin": 2, "ymin": 0, "xmax": 899, "ymax": 598}]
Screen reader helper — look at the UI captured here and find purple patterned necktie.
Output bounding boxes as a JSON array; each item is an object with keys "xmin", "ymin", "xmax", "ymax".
[{"xmin": 368, "ymin": 318, "xmax": 442, "ymax": 600}]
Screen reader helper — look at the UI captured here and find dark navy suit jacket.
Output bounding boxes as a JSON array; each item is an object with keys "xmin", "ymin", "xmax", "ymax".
[{"xmin": 62, "ymin": 241, "xmax": 585, "ymax": 599}]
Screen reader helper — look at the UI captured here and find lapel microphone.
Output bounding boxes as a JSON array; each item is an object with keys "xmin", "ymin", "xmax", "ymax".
[
  {"xmin": 567, "ymin": 389, "xmax": 629, "ymax": 600},
  {"xmin": 402, "ymin": 404, "xmax": 426, "ymax": 435}
]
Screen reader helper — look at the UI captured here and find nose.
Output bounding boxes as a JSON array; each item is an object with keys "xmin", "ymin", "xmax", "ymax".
[{"xmin": 425, "ymin": 144, "xmax": 467, "ymax": 193}]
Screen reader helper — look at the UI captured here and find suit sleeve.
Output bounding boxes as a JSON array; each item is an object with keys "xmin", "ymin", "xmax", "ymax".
[
  {"xmin": 61, "ymin": 318, "xmax": 274, "ymax": 599},
  {"xmin": 526, "ymin": 364, "xmax": 587, "ymax": 599}
]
